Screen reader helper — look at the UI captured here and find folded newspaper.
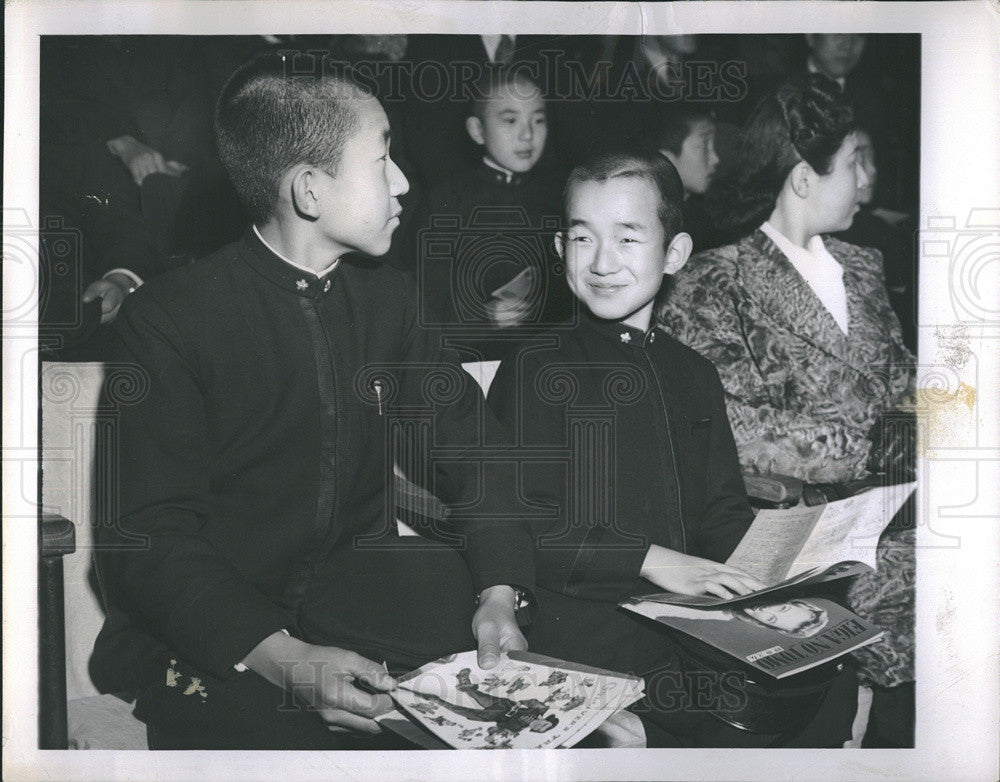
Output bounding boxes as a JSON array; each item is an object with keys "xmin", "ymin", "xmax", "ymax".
[{"xmin": 376, "ymin": 650, "xmax": 644, "ymax": 749}]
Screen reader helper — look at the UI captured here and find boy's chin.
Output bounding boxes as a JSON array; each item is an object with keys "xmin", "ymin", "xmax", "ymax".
[{"xmin": 583, "ymin": 301, "xmax": 634, "ymax": 323}]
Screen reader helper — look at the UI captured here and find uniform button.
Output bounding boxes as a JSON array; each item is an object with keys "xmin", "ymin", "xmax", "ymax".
[{"xmin": 323, "ymin": 279, "xmax": 332, "ymax": 293}]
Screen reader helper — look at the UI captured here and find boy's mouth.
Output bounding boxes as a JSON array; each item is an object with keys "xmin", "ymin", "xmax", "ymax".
[
  {"xmin": 587, "ymin": 281, "xmax": 626, "ymax": 296},
  {"xmin": 514, "ymin": 149, "xmax": 535, "ymax": 159}
]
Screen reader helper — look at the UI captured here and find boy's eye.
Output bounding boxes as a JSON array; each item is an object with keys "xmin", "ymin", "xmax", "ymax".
[{"xmin": 569, "ymin": 234, "xmax": 591, "ymax": 243}]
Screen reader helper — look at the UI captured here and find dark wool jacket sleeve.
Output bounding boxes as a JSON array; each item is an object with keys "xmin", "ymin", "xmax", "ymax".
[
  {"xmin": 689, "ymin": 356, "xmax": 756, "ymax": 564},
  {"xmin": 104, "ymin": 291, "xmax": 294, "ymax": 678},
  {"xmin": 396, "ymin": 279, "xmax": 537, "ymax": 597}
]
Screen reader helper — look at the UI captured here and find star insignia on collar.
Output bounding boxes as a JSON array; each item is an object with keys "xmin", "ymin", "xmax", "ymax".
[
  {"xmin": 296, "ymin": 278, "xmax": 309, "ymax": 291},
  {"xmin": 620, "ymin": 332, "xmax": 631, "ymax": 343}
]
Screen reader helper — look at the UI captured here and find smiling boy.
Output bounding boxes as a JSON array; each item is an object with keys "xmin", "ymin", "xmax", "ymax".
[
  {"xmin": 487, "ymin": 151, "xmax": 855, "ymax": 746},
  {"xmin": 93, "ymin": 54, "xmax": 534, "ymax": 749}
]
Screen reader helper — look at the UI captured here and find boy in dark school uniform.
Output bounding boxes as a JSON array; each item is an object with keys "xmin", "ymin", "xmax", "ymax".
[
  {"xmin": 92, "ymin": 54, "xmax": 535, "ymax": 750},
  {"xmin": 486, "ymin": 150, "xmax": 858, "ymax": 747},
  {"xmin": 411, "ymin": 69, "xmax": 573, "ymax": 359}
]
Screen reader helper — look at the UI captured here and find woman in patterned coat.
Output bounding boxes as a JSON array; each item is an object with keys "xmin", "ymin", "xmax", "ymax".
[{"xmin": 658, "ymin": 74, "xmax": 916, "ymax": 744}]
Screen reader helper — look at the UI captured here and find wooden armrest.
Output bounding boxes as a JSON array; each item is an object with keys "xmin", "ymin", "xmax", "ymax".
[
  {"xmin": 742, "ymin": 472, "xmax": 803, "ymax": 506},
  {"xmin": 39, "ymin": 514, "xmax": 74, "ymax": 748},
  {"xmin": 41, "ymin": 513, "xmax": 76, "ymax": 558}
]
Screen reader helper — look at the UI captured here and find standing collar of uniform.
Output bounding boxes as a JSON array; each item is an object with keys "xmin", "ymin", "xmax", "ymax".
[
  {"xmin": 240, "ymin": 226, "xmax": 343, "ymax": 298},
  {"xmin": 481, "ymin": 156, "xmax": 528, "ymax": 186},
  {"xmin": 578, "ymin": 309, "xmax": 661, "ymax": 349}
]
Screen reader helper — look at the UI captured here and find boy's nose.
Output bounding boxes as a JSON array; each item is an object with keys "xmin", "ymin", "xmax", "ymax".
[
  {"xmin": 590, "ymin": 243, "xmax": 618, "ymax": 275},
  {"xmin": 856, "ymin": 161, "xmax": 870, "ymax": 191},
  {"xmin": 518, "ymin": 122, "xmax": 533, "ymax": 141},
  {"xmin": 388, "ymin": 157, "xmax": 409, "ymax": 197}
]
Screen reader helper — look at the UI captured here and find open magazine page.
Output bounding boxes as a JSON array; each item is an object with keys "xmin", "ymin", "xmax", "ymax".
[
  {"xmin": 623, "ymin": 597, "xmax": 884, "ymax": 679},
  {"xmin": 632, "ymin": 561, "xmax": 872, "ymax": 609},
  {"xmin": 382, "ymin": 651, "xmax": 644, "ymax": 749},
  {"xmin": 788, "ymin": 483, "xmax": 916, "ymax": 576},
  {"xmin": 726, "ymin": 505, "xmax": 825, "ymax": 583}
]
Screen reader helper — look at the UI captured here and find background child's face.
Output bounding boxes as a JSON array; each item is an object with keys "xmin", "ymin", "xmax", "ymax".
[
  {"xmin": 807, "ymin": 34, "xmax": 866, "ymax": 80},
  {"xmin": 663, "ymin": 119, "xmax": 719, "ymax": 196},
  {"xmin": 855, "ymin": 129, "xmax": 877, "ymax": 205},
  {"xmin": 467, "ymin": 85, "xmax": 547, "ymax": 173},
  {"xmin": 558, "ymin": 177, "xmax": 671, "ymax": 332},
  {"xmin": 316, "ymin": 97, "xmax": 409, "ymax": 257}
]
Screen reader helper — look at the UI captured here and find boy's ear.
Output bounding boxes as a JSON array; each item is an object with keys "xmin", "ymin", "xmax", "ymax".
[
  {"xmin": 553, "ymin": 231, "xmax": 565, "ymax": 260},
  {"xmin": 788, "ymin": 161, "xmax": 813, "ymax": 200},
  {"xmin": 663, "ymin": 232, "xmax": 693, "ymax": 275},
  {"xmin": 465, "ymin": 115, "xmax": 485, "ymax": 146},
  {"xmin": 288, "ymin": 165, "xmax": 322, "ymax": 219}
]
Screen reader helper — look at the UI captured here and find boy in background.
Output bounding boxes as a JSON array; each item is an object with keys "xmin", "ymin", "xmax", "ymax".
[
  {"xmin": 411, "ymin": 69, "xmax": 573, "ymax": 360},
  {"xmin": 93, "ymin": 54, "xmax": 534, "ymax": 749},
  {"xmin": 651, "ymin": 105, "xmax": 723, "ymax": 253},
  {"xmin": 487, "ymin": 150, "xmax": 857, "ymax": 747}
]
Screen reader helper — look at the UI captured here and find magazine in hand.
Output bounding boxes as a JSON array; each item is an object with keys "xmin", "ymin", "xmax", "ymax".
[
  {"xmin": 635, "ymin": 483, "xmax": 916, "ymax": 609},
  {"xmin": 622, "ymin": 596, "xmax": 884, "ymax": 679},
  {"xmin": 376, "ymin": 650, "xmax": 644, "ymax": 749},
  {"xmin": 633, "ymin": 560, "xmax": 873, "ymax": 609}
]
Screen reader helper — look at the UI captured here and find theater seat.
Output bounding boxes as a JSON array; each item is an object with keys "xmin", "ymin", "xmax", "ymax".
[{"xmin": 40, "ymin": 361, "xmax": 149, "ymax": 748}]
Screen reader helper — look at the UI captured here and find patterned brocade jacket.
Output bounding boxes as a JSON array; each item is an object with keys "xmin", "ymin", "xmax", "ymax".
[
  {"xmin": 658, "ymin": 228, "xmax": 915, "ymax": 485},
  {"xmin": 658, "ymin": 228, "xmax": 917, "ymax": 687}
]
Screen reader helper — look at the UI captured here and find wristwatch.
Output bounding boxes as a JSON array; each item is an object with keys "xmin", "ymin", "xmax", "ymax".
[{"xmin": 476, "ymin": 586, "xmax": 529, "ymax": 612}]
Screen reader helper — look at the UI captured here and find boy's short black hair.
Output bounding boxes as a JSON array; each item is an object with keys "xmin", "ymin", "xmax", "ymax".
[
  {"xmin": 469, "ymin": 65, "xmax": 545, "ymax": 121},
  {"xmin": 564, "ymin": 150, "xmax": 685, "ymax": 246},
  {"xmin": 649, "ymin": 104, "xmax": 715, "ymax": 157},
  {"xmin": 216, "ymin": 52, "xmax": 372, "ymax": 225}
]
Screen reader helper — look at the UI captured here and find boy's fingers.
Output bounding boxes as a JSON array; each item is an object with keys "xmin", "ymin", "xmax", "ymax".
[
  {"xmin": 317, "ymin": 707, "xmax": 382, "ymax": 735},
  {"xmin": 713, "ymin": 573, "xmax": 755, "ymax": 596},
  {"xmin": 500, "ymin": 628, "xmax": 528, "ymax": 653},
  {"xmin": 702, "ymin": 581, "xmax": 736, "ymax": 599},
  {"xmin": 477, "ymin": 639, "xmax": 503, "ymax": 670},
  {"xmin": 342, "ymin": 652, "xmax": 397, "ymax": 691},
  {"xmin": 716, "ymin": 565, "xmax": 766, "ymax": 592},
  {"xmin": 317, "ymin": 680, "xmax": 391, "ymax": 719}
]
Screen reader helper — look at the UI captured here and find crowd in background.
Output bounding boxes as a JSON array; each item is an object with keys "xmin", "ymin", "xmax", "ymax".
[{"xmin": 39, "ymin": 32, "xmax": 919, "ymax": 358}]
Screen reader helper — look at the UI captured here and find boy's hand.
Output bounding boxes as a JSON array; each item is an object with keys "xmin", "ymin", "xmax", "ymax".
[
  {"xmin": 106, "ymin": 135, "xmax": 189, "ymax": 187},
  {"xmin": 241, "ymin": 631, "xmax": 397, "ymax": 734},
  {"xmin": 640, "ymin": 545, "xmax": 766, "ymax": 599},
  {"xmin": 472, "ymin": 585, "xmax": 528, "ymax": 670},
  {"xmin": 82, "ymin": 272, "xmax": 134, "ymax": 323}
]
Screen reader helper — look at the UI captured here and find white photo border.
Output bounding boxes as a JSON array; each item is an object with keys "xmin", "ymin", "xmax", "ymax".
[{"xmin": 4, "ymin": 2, "xmax": 999, "ymax": 780}]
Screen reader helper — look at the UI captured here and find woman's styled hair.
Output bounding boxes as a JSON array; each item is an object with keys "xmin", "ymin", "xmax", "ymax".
[
  {"xmin": 564, "ymin": 149, "xmax": 685, "ymax": 247},
  {"xmin": 216, "ymin": 52, "xmax": 372, "ymax": 225},
  {"xmin": 712, "ymin": 73, "xmax": 855, "ymax": 240}
]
